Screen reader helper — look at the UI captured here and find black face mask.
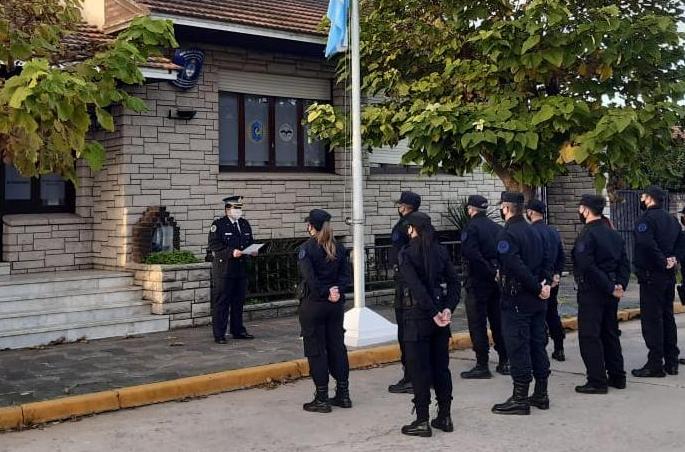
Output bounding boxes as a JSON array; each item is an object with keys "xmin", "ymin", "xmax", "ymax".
[
  {"xmin": 681, "ymin": 216, "xmax": 685, "ymax": 227},
  {"xmin": 640, "ymin": 201, "xmax": 648, "ymax": 211},
  {"xmin": 578, "ymin": 212, "xmax": 586, "ymax": 224},
  {"xmin": 500, "ymin": 209, "xmax": 506, "ymax": 221}
]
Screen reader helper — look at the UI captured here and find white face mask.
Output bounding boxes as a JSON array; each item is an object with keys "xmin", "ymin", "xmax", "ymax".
[{"xmin": 229, "ymin": 208, "xmax": 243, "ymax": 220}]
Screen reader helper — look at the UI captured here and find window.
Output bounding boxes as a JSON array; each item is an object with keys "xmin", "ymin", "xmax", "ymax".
[
  {"xmin": 219, "ymin": 93, "xmax": 330, "ymax": 171},
  {"xmin": 1, "ymin": 165, "xmax": 74, "ymax": 214}
]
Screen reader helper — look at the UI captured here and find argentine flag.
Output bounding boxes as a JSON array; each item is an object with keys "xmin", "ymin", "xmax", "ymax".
[{"xmin": 325, "ymin": 0, "xmax": 349, "ymax": 58}]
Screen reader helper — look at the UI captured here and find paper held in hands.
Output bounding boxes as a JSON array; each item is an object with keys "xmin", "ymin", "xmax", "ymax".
[{"xmin": 242, "ymin": 243, "xmax": 264, "ymax": 255}]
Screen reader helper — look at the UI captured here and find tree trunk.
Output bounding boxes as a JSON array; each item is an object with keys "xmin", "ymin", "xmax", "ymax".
[{"xmin": 492, "ymin": 166, "xmax": 535, "ymax": 201}]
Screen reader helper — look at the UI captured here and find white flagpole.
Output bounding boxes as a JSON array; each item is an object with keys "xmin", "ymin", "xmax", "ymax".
[{"xmin": 343, "ymin": 0, "xmax": 397, "ymax": 347}]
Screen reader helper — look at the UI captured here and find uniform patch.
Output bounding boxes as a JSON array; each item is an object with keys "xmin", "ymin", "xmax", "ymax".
[
  {"xmin": 298, "ymin": 248, "xmax": 306, "ymax": 260},
  {"xmin": 461, "ymin": 231, "xmax": 468, "ymax": 241},
  {"xmin": 210, "ymin": 224, "xmax": 217, "ymax": 233},
  {"xmin": 637, "ymin": 223, "xmax": 648, "ymax": 233},
  {"xmin": 497, "ymin": 240, "xmax": 510, "ymax": 254},
  {"xmin": 391, "ymin": 231, "xmax": 400, "ymax": 242}
]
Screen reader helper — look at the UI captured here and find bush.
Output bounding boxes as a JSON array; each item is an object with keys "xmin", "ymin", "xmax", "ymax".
[
  {"xmin": 143, "ymin": 250, "xmax": 200, "ymax": 265},
  {"xmin": 443, "ymin": 197, "xmax": 499, "ymax": 233}
]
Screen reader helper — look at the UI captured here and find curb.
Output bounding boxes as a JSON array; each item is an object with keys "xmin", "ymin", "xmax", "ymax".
[{"xmin": 0, "ymin": 305, "xmax": 681, "ymax": 431}]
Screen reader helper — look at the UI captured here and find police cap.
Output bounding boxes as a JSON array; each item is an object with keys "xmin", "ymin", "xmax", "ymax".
[
  {"xmin": 223, "ymin": 195, "xmax": 243, "ymax": 208},
  {"xmin": 500, "ymin": 191, "xmax": 524, "ymax": 205},
  {"xmin": 396, "ymin": 191, "xmax": 421, "ymax": 210},
  {"xmin": 579, "ymin": 194, "xmax": 605, "ymax": 214},
  {"xmin": 467, "ymin": 195, "xmax": 488, "ymax": 209},
  {"xmin": 643, "ymin": 185, "xmax": 666, "ymax": 203},
  {"xmin": 305, "ymin": 209, "xmax": 332, "ymax": 231},
  {"xmin": 404, "ymin": 211, "xmax": 432, "ymax": 230},
  {"xmin": 525, "ymin": 199, "xmax": 546, "ymax": 214}
]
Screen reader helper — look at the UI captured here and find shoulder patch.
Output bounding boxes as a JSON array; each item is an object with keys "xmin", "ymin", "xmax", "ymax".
[
  {"xmin": 391, "ymin": 230, "xmax": 401, "ymax": 242},
  {"xmin": 298, "ymin": 248, "xmax": 306, "ymax": 260},
  {"xmin": 497, "ymin": 240, "xmax": 510, "ymax": 254},
  {"xmin": 637, "ymin": 223, "xmax": 648, "ymax": 233},
  {"xmin": 460, "ymin": 231, "xmax": 468, "ymax": 242},
  {"xmin": 210, "ymin": 224, "xmax": 217, "ymax": 233}
]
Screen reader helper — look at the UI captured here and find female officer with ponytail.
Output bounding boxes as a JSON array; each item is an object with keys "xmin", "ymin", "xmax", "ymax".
[
  {"xmin": 398, "ymin": 212, "xmax": 460, "ymax": 437},
  {"xmin": 297, "ymin": 209, "xmax": 352, "ymax": 413}
]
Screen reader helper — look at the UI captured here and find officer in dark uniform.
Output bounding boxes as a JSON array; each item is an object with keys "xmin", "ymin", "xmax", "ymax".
[
  {"xmin": 207, "ymin": 196, "xmax": 256, "ymax": 343},
  {"xmin": 525, "ymin": 199, "xmax": 567, "ymax": 361},
  {"xmin": 398, "ymin": 212, "xmax": 460, "ymax": 437},
  {"xmin": 297, "ymin": 209, "xmax": 351, "ymax": 413},
  {"xmin": 573, "ymin": 195, "xmax": 631, "ymax": 393},
  {"xmin": 491, "ymin": 192, "xmax": 551, "ymax": 416},
  {"xmin": 680, "ymin": 207, "xmax": 685, "ymax": 366},
  {"xmin": 388, "ymin": 191, "xmax": 421, "ymax": 394},
  {"xmin": 632, "ymin": 186, "xmax": 683, "ymax": 377},
  {"xmin": 460, "ymin": 194, "xmax": 509, "ymax": 379}
]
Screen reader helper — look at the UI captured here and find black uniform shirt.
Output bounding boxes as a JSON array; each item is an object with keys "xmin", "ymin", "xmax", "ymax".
[
  {"xmin": 460, "ymin": 213, "xmax": 502, "ymax": 286},
  {"xmin": 633, "ymin": 206, "xmax": 683, "ymax": 273},
  {"xmin": 390, "ymin": 216, "xmax": 411, "ymax": 268},
  {"xmin": 398, "ymin": 239, "xmax": 461, "ymax": 318},
  {"xmin": 207, "ymin": 216, "xmax": 254, "ymax": 278},
  {"xmin": 530, "ymin": 220, "xmax": 565, "ymax": 280},
  {"xmin": 297, "ymin": 238, "xmax": 351, "ymax": 301},
  {"xmin": 573, "ymin": 219, "xmax": 630, "ymax": 295},
  {"xmin": 496, "ymin": 215, "xmax": 545, "ymax": 300}
]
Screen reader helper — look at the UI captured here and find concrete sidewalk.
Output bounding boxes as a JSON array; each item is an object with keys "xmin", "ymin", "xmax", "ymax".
[
  {"xmin": 1, "ymin": 315, "xmax": 683, "ymax": 451},
  {"xmin": 0, "ymin": 277, "xmax": 640, "ymax": 408}
]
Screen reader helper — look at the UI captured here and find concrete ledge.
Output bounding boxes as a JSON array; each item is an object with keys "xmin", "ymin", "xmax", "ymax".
[{"xmin": 0, "ymin": 305, "xmax": 679, "ymax": 431}]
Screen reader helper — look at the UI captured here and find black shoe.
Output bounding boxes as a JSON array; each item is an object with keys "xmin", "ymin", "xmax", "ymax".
[
  {"xmin": 330, "ymin": 381, "xmax": 352, "ymax": 408},
  {"xmin": 388, "ymin": 378, "xmax": 414, "ymax": 394},
  {"xmin": 303, "ymin": 386, "xmax": 331, "ymax": 413},
  {"xmin": 401, "ymin": 420, "xmax": 432, "ymax": 437},
  {"xmin": 492, "ymin": 382, "xmax": 531, "ymax": 415},
  {"xmin": 232, "ymin": 332, "xmax": 254, "ymax": 340},
  {"xmin": 631, "ymin": 367, "xmax": 666, "ymax": 378},
  {"xmin": 575, "ymin": 382, "xmax": 608, "ymax": 394},
  {"xmin": 679, "ymin": 358, "xmax": 685, "ymax": 365},
  {"xmin": 552, "ymin": 349, "xmax": 566, "ymax": 362},
  {"xmin": 665, "ymin": 365, "xmax": 678, "ymax": 376},
  {"xmin": 214, "ymin": 337, "xmax": 227, "ymax": 344},
  {"xmin": 529, "ymin": 379, "xmax": 549, "ymax": 410},
  {"xmin": 496, "ymin": 359, "xmax": 510, "ymax": 376},
  {"xmin": 607, "ymin": 376, "xmax": 626, "ymax": 390},
  {"xmin": 461, "ymin": 364, "xmax": 493, "ymax": 379},
  {"xmin": 430, "ymin": 416, "xmax": 454, "ymax": 433}
]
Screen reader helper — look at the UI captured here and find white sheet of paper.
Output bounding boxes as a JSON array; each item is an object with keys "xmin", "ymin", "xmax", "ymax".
[{"xmin": 242, "ymin": 243, "xmax": 264, "ymax": 254}]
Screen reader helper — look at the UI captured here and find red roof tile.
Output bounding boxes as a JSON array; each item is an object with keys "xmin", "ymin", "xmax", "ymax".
[{"xmin": 138, "ymin": 0, "xmax": 328, "ymax": 36}]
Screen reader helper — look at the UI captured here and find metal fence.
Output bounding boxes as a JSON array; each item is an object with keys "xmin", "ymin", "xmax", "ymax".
[{"xmin": 245, "ymin": 241, "xmax": 462, "ymax": 303}]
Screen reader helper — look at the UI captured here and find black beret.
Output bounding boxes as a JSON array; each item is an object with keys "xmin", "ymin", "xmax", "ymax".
[
  {"xmin": 643, "ymin": 185, "xmax": 666, "ymax": 203},
  {"xmin": 500, "ymin": 191, "xmax": 524, "ymax": 204},
  {"xmin": 526, "ymin": 199, "xmax": 546, "ymax": 214},
  {"xmin": 305, "ymin": 209, "xmax": 332, "ymax": 231},
  {"xmin": 579, "ymin": 194, "xmax": 606, "ymax": 213},
  {"xmin": 396, "ymin": 191, "xmax": 421, "ymax": 210},
  {"xmin": 223, "ymin": 195, "xmax": 243, "ymax": 207},
  {"xmin": 467, "ymin": 195, "xmax": 489, "ymax": 209},
  {"xmin": 404, "ymin": 211, "xmax": 432, "ymax": 230}
]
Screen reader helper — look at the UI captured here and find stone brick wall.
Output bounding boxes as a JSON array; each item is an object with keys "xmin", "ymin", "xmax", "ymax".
[{"xmin": 2, "ymin": 214, "xmax": 94, "ymax": 274}]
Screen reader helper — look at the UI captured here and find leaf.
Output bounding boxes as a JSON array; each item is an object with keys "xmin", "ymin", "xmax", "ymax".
[
  {"xmin": 559, "ymin": 141, "xmax": 578, "ymax": 163},
  {"xmin": 9, "ymin": 86, "xmax": 31, "ymax": 108},
  {"xmin": 542, "ymin": 48, "xmax": 564, "ymax": 68},
  {"xmin": 521, "ymin": 35, "xmax": 540, "ymax": 55},
  {"xmin": 531, "ymin": 105, "xmax": 555, "ymax": 125},
  {"xmin": 95, "ymin": 107, "xmax": 114, "ymax": 132},
  {"xmin": 598, "ymin": 64, "xmax": 613, "ymax": 82},
  {"xmin": 307, "ymin": 110, "xmax": 322, "ymax": 122}
]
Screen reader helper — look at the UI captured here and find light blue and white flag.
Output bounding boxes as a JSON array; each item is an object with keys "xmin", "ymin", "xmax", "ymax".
[{"xmin": 325, "ymin": 0, "xmax": 349, "ymax": 58}]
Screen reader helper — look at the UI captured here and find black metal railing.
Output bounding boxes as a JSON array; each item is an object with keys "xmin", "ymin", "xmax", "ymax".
[{"xmin": 244, "ymin": 241, "xmax": 462, "ymax": 303}]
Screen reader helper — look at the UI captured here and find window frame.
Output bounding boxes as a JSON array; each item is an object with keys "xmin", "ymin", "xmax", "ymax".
[
  {"xmin": 0, "ymin": 165, "xmax": 75, "ymax": 215},
  {"xmin": 219, "ymin": 92, "xmax": 332, "ymax": 173}
]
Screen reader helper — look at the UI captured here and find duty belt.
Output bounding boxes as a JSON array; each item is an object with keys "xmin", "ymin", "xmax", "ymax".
[
  {"xmin": 498, "ymin": 274, "xmax": 522, "ymax": 297},
  {"xmin": 401, "ymin": 287, "xmax": 443, "ymax": 309}
]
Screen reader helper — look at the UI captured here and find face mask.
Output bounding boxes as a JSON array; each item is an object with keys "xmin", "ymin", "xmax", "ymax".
[
  {"xmin": 229, "ymin": 208, "xmax": 243, "ymax": 220},
  {"xmin": 500, "ymin": 209, "xmax": 506, "ymax": 221},
  {"xmin": 578, "ymin": 212, "xmax": 586, "ymax": 224},
  {"xmin": 640, "ymin": 200, "xmax": 647, "ymax": 211},
  {"xmin": 680, "ymin": 216, "xmax": 685, "ymax": 227}
]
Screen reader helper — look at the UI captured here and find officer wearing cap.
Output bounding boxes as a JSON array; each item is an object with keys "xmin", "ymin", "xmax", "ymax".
[
  {"xmin": 460, "ymin": 194, "xmax": 509, "ymax": 379},
  {"xmin": 207, "ymin": 196, "xmax": 256, "ymax": 343},
  {"xmin": 632, "ymin": 186, "xmax": 684, "ymax": 377},
  {"xmin": 388, "ymin": 191, "xmax": 421, "ymax": 394},
  {"xmin": 398, "ymin": 211, "xmax": 460, "ymax": 437},
  {"xmin": 525, "ymin": 199, "xmax": 567, "ymax": 362},
  {"xmin": 492, "ymin": 191, "xmax": 551, "ymax": 416},
  {"xmin": 297, "ymin": 209, "xmax": 351, "ymax": 413},
  {"xmin": 573, "ymin": 195, "xmax": 630, "ymax": 393}
]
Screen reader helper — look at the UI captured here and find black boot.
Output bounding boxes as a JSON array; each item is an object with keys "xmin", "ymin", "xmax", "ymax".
[
  {"xmin": 430, "ymin": 401, "xmax": 454, "ymax": 432},
  {"xmin": 529, "ymin": 379, "xmax": 549, "ymax": 410},
  {"xmin": 496, "ymin": 357, "xmax": 510, "ymax": 376},
  {"xmin": 631, "ymin": 366, "xmax": 666, "ymax": 378},
  {"xmin": 388, "ymin": 376, "xmax": 414, "ymax": 394},
  {"xmin": 607, "ymin": 375, "xmax": 626, "ymax": 389},
  {"xmin": 551, "ymin": 348, "xmax": 565, "ymax": 362},
  {"xmin": 401, "ymin": 420, "xmax": 432, "ymax": 437},
  {"xmin": 330, "ymin": 380, "xmax": 352, "ymax": 408},
  {"xmin": 665, "ymin": 364, "xmax": 679, "ymax": 376},
  {"xmin": 575, "ymin": 382, "xmax": 608, "ymax": 394},
  {"xmin": 303, "ymin": 386, "xmax": 331, "ymax": 413},
  {"xmin": 492, "ymin": 381, "xmax": 531, "ymax": 415},
  {"xmin": 460, "ymin": 363, "xmax": 492, "ymax": 379}
]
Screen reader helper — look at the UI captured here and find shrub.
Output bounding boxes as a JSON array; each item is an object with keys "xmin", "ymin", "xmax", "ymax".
[{"xmin": 143, "ymin": 250, "xmax": 200, "ymax": 265}]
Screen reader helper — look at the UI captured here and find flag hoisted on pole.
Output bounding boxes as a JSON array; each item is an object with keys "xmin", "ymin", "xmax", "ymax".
[
  {"xmin": 325, "ymin": 0, "xmax": 349, "ymax": 58},
  {"xmin": 326, "ymin": 0, "xmax": 397, "ymax": 347}
]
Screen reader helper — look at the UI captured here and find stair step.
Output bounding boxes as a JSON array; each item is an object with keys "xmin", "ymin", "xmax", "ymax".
[
  {"xmin": 0, "ymin": 286, "xmax": 143, "ymax": 313},
  {"xmin": 0, "ymin": 263, "xmax": 9, "ymax": 277},
  {"xmin": 0, "ymin": 316, "xmax": 170, "ymax": 350},
  {"xmin": 0, "ymin": 301, "xmax": 152, "ymax": 331},
  {"xmin": 0, "ymin": 271, "xmax": 134, "ymax": 298}
]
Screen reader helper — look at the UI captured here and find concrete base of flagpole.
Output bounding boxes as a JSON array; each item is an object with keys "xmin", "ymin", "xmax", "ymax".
[{"xmin": 343, "ymin": 307, "xmax": 398, "ymax": 347}]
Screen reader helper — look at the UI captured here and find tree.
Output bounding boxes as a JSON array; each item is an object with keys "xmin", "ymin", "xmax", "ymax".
[
  {"xmin": 0, "ymin": 0, "xmax": 177, "ymax": 183},
  {"xmin": 306, "ymin": 0, "xmax": 685, "ymax": 198}
]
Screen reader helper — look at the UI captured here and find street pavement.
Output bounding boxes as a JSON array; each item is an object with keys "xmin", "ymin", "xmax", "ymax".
[{"xmin": 1, "ymin": 315, "xmax": 683, "ymax": 452}]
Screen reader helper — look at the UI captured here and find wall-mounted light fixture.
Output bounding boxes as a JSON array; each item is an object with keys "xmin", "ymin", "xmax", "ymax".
[{"xmin": 168, "ymin": 109, "xmax": 197, "ymax": 120}]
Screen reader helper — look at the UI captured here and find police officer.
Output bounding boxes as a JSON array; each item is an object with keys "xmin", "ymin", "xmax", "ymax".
[
  {"xmin": 632, "ymin": 186, "xmax": 683, "ymax": 377},
  {"xmin": 297, "ymin": 209, "xmax": 351, "ymax": 413},
  {"xmin": 388, "ymin": 191, "xmax": 421, "ymax": 394},
  {"xmin": 207, "ymin": 196, "xmax": 257, "ymax": 343},
  {"xmin": 492, "ymin": 192, "xmax": 551, "ymax": 416},
  {"xmin": 398, "ymin": 212, "xmax": 460, "ymax": 437},
  {"xmin": 573, "ymin": 195, "xmax": 630, "ymax": 393},
  {"xmin": 525, "ymin": 199, "xmax": 567, "ymax": 361},
  {"xmin": 681, "ymin": 207, "xmax": 685, "ymax": 367},
  {"xmin": 460, "ymin": 195, "xmax": 509, "ymax": 379}
]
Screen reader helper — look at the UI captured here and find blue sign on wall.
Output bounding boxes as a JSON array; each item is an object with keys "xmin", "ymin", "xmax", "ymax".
[{"xmin": 171, "ymin": 49, "xmax": 204, "ymax": 90}]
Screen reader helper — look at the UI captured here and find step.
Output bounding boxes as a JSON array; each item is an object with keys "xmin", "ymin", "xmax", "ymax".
[
  {"xmin": 0, "ymin": 263, "xmax": 9, "ymax": 277},
  {"xmin": 0, "ymin": 271, "xmax": 134, "ymax": 298},
  {"xmin": 0, "ymin": 286, "xmax": 143, "ymax": 313},
  {"xmin": 0, "ymin": 316, "xmax": 170, "ymax": 350},
  {"xmin": 0, "ymin": 300, "xmax": 152, "ymax": 331}
]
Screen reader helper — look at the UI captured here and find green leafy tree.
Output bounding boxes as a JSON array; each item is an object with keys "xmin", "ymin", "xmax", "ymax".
[
  {"xmin": 306, "ymin": 0, "xmax": 685, "ymax": 198},
  {"xmin": 0, "ymin": 0, "xmax": 177, "ymax": 182}
]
